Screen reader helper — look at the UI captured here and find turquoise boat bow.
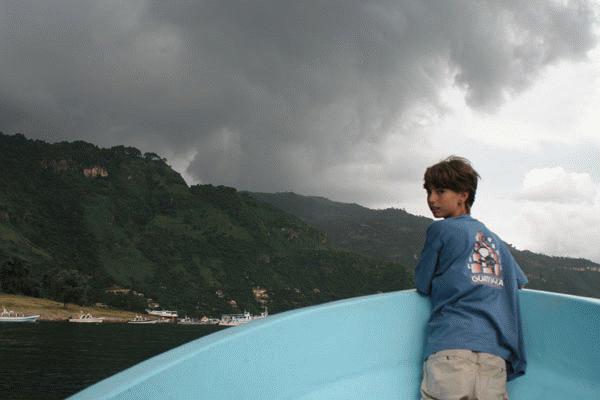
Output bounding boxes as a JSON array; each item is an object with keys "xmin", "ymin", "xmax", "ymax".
[{"xmin": 70, "ymin": 289, "xmax": 600, "ymax": 399}]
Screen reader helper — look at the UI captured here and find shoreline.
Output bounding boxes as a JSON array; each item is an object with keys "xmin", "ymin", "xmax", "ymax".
[{"xmin": 0, "ymin": 293, "xmax": 142, "ymax": 322}]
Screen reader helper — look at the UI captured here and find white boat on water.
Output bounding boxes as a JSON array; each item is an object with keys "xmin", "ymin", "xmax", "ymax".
[
  {"xmin": 198, "ymin": 316, "xmax": 220, "ymax": 325},
  {"xmin": 0, "ymin": 307, "xmax": 40, "ymax": 322},
  {"xmin": 128, "ymin": 315, "xmax": 158, "ymax": 324},
  {"xmin": 69, "ymin": 312, "xmax": 104, "ymax": 323},
  {"xmin": 219, "ymin": 308, "xmax": 268, "ymax": 326},
  {"xmin": 178, "ymin": 316, "xmax": 203, "ymax": 325},
  {"xmin": 145, "ymin": 308, "xmax": 178, "ymax": 318}
]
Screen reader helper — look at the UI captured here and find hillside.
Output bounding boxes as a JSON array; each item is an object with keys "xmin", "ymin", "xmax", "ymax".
[
  {"xmin": 0, "ymin": 133, "xmax": 411, "ymax": 317},
  {"xmin": 245, "ymin": 192, "xmax": 430, "ymax": 268},
  {"xmin": 248, "ymin": 191, "xmax": 600, "ymax": 299}
]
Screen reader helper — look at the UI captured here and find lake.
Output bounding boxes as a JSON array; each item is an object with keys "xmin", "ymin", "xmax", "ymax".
[{"xmin": 0, "ymin": 321, "xmax": 225, "ymax": 399}]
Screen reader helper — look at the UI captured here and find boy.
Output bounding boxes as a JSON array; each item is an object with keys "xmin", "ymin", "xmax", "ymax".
[{"xmin": 415, "ymin": 156, "xmax": 528, "ymax": 400}]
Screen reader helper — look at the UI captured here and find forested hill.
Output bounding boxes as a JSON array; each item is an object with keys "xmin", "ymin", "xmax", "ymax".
[
  {"xmin": 0, "ymin": 133, "xmax": 411, "ymax": 317},
  {"xmin": 248, "ymin": 191, "xmax": 600, "ymax": 299}
]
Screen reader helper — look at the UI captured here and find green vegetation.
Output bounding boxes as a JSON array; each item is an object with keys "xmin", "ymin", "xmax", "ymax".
[
  {"xmin": 0, "ymin": 133, "xmax": 412, "ymax": 317},
  {"xmin": 248, "ymin": 191, "xmax": 600, "ymax": 299},
  {"xmin": 47, "ymin": 269, "xmax": 90, "ymax": 308}
]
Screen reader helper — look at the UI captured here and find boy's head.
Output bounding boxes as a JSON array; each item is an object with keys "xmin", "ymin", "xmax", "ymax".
[{"xmin": 423, "ymin": 156, "xmax": 481, "ymax": 215}]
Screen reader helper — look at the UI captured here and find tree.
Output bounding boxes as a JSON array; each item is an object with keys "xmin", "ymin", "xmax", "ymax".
[
  {"xmin": 0, "ymin": 258, "xmax": 35, "ymax": 295},
  {"xmin": 144, "ymin": 152, "xmax": 162, "ymax": 161},
  {"xmin": 49, "ymin": 269, "xmax": 90, "ymax": 308}
]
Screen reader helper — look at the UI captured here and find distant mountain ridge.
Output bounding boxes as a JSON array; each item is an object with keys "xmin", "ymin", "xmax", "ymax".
[
  {"xmin": 246, "ymin": 191, "xmax": 430, "ymax": 268},
  {"xmin": 247, "ymin": 191, "xmax": 600, "ymax": 299}
]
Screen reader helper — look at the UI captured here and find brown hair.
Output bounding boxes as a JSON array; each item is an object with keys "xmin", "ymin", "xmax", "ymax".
[{"xmin": 423, "ymin": 155, "xmax": 481, "ymax": 213}]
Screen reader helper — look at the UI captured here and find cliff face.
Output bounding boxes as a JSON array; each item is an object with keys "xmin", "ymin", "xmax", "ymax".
[
  {"xmin": 40, "ymin": 159, "xmax": 70, "ymax": 172},
  {"xmin": 39, "ymin": 159, "xmax": 109, "ymax": 178},
  {"xmin": 83, "ymin": 166, "xmax": 108, "ymax": 178}
]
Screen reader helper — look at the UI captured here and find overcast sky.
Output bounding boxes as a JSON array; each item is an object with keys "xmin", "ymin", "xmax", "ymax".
[{"xmin": 2, "ymin": 1, "xmax": 599, "ymax": 263}]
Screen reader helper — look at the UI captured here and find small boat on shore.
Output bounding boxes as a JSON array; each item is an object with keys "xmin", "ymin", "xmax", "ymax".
[
  {"xmin": 69, "ymin": 312, "xmax": 103, "ymax": 323},
  {"xmin": 219, "ymin": 308, "xmax": 268, "ymax": 326},
  {"xmin": 177, "ymin": 316, "xmax": 202, "ymax": 325},
  {"xmin": 128, "ymin": 315, "xmax": 158, "ymax": 324},
  {"xmin": 218, "ymin": 311, "xmax": 253, "ymax": 326},
  {"xmin": 145, "ymin": 308, "xmax": 178, "ymax": 318},
  {"xmin": 0, "ymin": 307, "xmax": 40, "ymax": 322},
  {"xmin": 198, "ymin": 316, "xmax": 220, "ymax": 325}
]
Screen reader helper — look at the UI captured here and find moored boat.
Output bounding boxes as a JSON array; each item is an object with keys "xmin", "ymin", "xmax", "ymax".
[
  {"xmin": 0, "ymin": 307, "xmax": 40, "ymax": 323},
  {"xmin": 68, "ymin": 312, "xmax": 104, "ymax": 323},
  {"xmin": 177, "ymin": 316, "xmax": 203, "ymax": 325},
  {"xmin": 145, "ymin": 308, "xmax": 178, "ymax": 318},
  {"xmin": 128, "ymin": 315, "xmax": 158, "ymax": 324},
  {"xmin": 198, "ymin": 316, "xmax": 220, "ymax": 325},
  {"xmin": 219, "ymin": 308, "xmax": 268, "ymax": 326},
  {"xmin": 218, "ymin": 311, "xmax": 252, "ymax": 326},
  {"xmin": 69, "ymin": 289, "xmax": 600, "ymax": 399}
]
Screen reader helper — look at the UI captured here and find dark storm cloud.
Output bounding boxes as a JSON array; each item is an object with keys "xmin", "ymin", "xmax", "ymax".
[{"xmin": 0, "ymin": 1, "xmax": 597, "ymax": 204}]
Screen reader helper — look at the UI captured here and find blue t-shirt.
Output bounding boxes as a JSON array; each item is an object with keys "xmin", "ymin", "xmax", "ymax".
[{"xmin": 415, "ymin": 214, "xmax": 528, "ymax": 381}]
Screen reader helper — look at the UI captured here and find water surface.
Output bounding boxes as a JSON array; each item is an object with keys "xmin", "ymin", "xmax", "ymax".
[{"xmin": 0, "ymin": 321, "xmax": 224, "ymax": 399}]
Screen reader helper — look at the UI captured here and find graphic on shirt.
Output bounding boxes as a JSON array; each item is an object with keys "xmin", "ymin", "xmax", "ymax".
[{"xmin": 468, "ymin": 231, "xmax": 504, "ymax": 288}]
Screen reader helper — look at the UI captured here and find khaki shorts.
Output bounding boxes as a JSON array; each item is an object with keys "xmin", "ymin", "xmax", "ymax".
[{"xmin": 420, "ymin": 349, "xmax": 508, "ymax": 400}]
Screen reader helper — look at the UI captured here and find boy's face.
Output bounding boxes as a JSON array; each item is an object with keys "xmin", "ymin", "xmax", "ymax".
[{"xmin": 426, "ymin": 186, "xmax": 469, "ymax": 219}]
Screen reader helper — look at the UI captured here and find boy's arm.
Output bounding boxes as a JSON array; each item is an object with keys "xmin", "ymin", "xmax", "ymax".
[{"xmin": 415, "ymin": 222, "xmax": 444, "ymax": 296}]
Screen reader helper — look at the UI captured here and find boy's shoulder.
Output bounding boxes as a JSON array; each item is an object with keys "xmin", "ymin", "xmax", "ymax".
[
  {"xmin": 429, "ymin": 214, "xmax": 482, "ymax": 231},
  {"xmin": 430, "ymin": 215, "xmax": 504, "ymax": 243}
]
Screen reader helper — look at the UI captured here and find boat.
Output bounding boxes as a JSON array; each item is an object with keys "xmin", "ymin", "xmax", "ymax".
[
  {"xmin": 198, "ymin": 316, "xmax": 220, "ymax": 325},
  {"xmin": 218, "ymin": 311, "xmax": 253, "ymax": 326},
  {"xmin": 68, "ymin": 289, "xmax": 600, "ymax": 399},
  {"xmin": 177, "ymin": 316, "xmax": 202, "ymax": 325},
  {"xmin": 128, "ymin": 315, "xmax": 158, "ymax": 324},
  {"xmin": 0, "ymin": 307, "xmax": 40, "ymax": 322},
  {"xmin": 68, "ymin": 312, "xmax": 104, "ymax": 323},
  {"xmin": 145, "ymin": 308, "xmax": 178, "ymax": 318},
  {"xmin": 219, "ymin": 308, "xmax": 268, "ymax": 326},
  {"xmin": 253, "ymin": 307, "xmax": 268, "ymax": 320}
]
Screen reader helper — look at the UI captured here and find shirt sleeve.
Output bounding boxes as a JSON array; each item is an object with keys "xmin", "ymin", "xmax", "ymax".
[
  {"xmin": 415, "ymin": 222, "xmax": 444, "ymax": 296},
  {"xmin": 515, "ymin": 260, "xmax": 528, "ymax": 289}
]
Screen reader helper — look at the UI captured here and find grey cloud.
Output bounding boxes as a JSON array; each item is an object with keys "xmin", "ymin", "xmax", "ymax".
[{"xmin": 0, "ymin": 1, "xmax": 597, "ymax": 205}]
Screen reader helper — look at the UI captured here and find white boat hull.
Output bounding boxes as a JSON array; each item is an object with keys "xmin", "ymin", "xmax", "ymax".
[
  {"xmin": 69, "ymin": 317, "xmax": 104, "ymax": 323},
  {"xmin": 0, "ymin": 314, "xmax": 40, "ymax": 322},
  {"xmin": 128, "ymin": 320, "xmax": 158, "ymax": 324},
  {"xmin": 219, "ymin": 320, "xmax": 251, "ymax": 326},
  {"xmin": 145, "ymin": 309, "xmax": 178, "ymax": 318},
  {"xmin": 69, "ymin": 319, "xmax": 103, "ymax": 323}
]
